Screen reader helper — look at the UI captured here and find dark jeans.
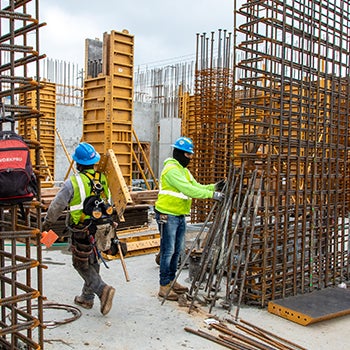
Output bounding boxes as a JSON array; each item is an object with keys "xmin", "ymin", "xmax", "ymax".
[{"xmin": 155, "ymin": 212, "xmax": 186, "ymax": 286}]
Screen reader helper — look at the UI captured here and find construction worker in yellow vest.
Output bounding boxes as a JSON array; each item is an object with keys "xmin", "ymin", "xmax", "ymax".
[
  {"xmin": 42, "ymin": 142, "xmax": 116, "ymax": 315},
  {"xmin": 155, "ymin": 136, "xmax": 225, "ymax": 301}
]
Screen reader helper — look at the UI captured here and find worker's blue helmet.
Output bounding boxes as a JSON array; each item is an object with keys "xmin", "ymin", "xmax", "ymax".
[
  {"xmin": 72, "ymin": 142, "xmax": 100, "ymax": 165},
  {"xmin": 172, "ymin": 136, "xmax": 194, "ymax": 154}
]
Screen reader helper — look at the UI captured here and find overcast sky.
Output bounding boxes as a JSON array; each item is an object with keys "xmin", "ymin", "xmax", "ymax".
[{"xmin": 39, "ymin": 0, "xmax": 234, "ymax": 69}]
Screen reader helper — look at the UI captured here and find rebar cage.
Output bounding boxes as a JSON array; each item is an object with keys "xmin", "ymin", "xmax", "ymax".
[
  {"xmin": 186, "ymin": 0, "xmax": 350, "ymax": 307},
  {"xmin": 234, "ymin": 0, "xmax": 350, "ymax": 304},
  {"xmin": 0, "ymin": 0, "xmax": 45, "ymax": 349}
]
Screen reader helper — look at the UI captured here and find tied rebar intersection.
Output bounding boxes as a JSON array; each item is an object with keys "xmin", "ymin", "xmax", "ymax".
[{"xmin": 186, "ymin": 0, "xmax": 350, "ymax": 308}]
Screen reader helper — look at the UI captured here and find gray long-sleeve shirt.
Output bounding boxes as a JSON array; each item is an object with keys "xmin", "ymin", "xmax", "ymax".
[{"xmin": 44, "ymin": 179, "xmax": 74, "ymax": 225}]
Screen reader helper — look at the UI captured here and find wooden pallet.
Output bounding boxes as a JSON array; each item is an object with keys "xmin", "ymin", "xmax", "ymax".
[
  {"xmin": 130, "ymin": 190, "xmax": 159, "ymax": 205},
  {"xmin": 104, "ymin": 226, "xmax": 160, "ymax": 259}
]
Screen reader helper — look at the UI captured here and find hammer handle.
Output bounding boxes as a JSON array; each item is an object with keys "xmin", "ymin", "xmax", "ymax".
[{"xmin": 117, "ymin": 242, "xmax": 130, "ymax": 282}]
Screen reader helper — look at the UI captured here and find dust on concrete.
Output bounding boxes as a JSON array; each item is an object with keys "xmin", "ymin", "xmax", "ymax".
[{"xmin": 36, "ymin": 232, "xmax": 350, "ymax": 350}]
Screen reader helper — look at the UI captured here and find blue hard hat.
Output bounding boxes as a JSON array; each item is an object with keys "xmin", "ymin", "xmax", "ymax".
[
  {"xmin": 172, "ymin": 136, "xmax": 194, "ymax": 154},
  {"xmin": 72, "ymin": 142, "xmax": 100, "ymax": 165}
]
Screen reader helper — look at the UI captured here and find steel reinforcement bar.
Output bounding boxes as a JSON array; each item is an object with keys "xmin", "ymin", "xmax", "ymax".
[
  {"xmin": 0, "ymin": 1, "xmax": 45, "ymax": 349},
  {"xmin": 233, "ymin": 0, "xmax": 350, "ymax": 305}
]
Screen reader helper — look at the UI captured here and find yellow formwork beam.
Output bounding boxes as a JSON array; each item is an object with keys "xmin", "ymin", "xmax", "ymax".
[
  {"xmin": 83, "ymin": 29, "xmax": 134, "ymax": 186},
  {"xmin": 19, "ymin": 81, "xmax": 56, "ymax": 186}
]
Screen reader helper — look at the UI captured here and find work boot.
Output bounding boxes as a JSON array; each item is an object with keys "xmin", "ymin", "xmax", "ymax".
[
  {"xmin": 100, "ymin": 285, "xmax": 116, "ymax": 316},
  {"xmin": 74, "ymin": 295, "xmax": 93, "ymax": 309},
  {"xmin": 172, "ymin": 281, "xmax": 189, "ymax": 294},
  {"xmin": 158, "ymin": 283, "xmax": 178, "ymax": 301}
]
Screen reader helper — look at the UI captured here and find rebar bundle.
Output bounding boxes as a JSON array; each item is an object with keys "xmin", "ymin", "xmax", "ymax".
[
  {"xmin": 187, "ymin": 166, "xmax": 264, "ymax": 313},
  {"xmin": 190, "ymin": 30, "xmax": 234, "ymax": 223},
  {"xmin": 42, "ymin": 58, "xmax": 83, "ymax": 107},
  {"xmin": 185, "ymin": 317, "xmax": 306, "ymax": 350}
]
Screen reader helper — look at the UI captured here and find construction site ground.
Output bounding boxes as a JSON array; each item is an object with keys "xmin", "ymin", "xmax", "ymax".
[{"xmin": 36, "ymin": 225, "xmax": 350, "ymax": 350}]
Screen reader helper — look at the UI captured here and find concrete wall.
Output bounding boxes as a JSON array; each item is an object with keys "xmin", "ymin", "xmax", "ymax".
[
  {"xmin": 129, "ymin": 101, "xmax": 181, "ymax": 178},
  {"xmin": 158, "ymin": 118, "xmax": 181, "ymax": 175},
  {"xmin": 54, "ymin": 104, "xmax": 83, "ymax": 182},
  {"xmin": 54, "ymin": 102, "xmax": 181, "ymax": 182},
  {"xmin": 133, "ymin": 101, "xmax": 159, "ymax": 177}
]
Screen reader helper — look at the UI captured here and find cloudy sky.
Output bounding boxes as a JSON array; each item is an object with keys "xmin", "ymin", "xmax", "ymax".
[{"xmin": 39, "ymin": 0, "xmax": 234, "ymax": 69}]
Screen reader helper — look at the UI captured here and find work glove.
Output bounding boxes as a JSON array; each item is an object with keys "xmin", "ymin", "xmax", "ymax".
[
  {"xmin": 215, "ymin": 179, "xmax": 226, "ymax": 191},
  {"xmin": 41, "ymin": 220, "xmax": 52, "ymax": 232},
  {"xmin": 212, "ymin": 191, "xmax": 225, "ymax": 202}
]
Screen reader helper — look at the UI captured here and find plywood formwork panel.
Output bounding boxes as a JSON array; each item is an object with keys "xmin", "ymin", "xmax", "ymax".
[
  {"xmin": 19, "ymin": 82, "xmax": 56, "ymax": 186},
  {"xmin": 84, "ymin": 78, "xmax": 110, "ymax": 118},
  {"xmin": 105, "ymin": 30, "xmax": 134, "ymax": 71},
  {"xmin": 84, "ymin": 76, "xmax": 112, "ymax": 155},
  {"xmin": 97, "ymin": 149, "xmax": 132, "ymax": 221},
  {"xmin": 83, "ymin": 29, "xmax": 134, "ymax": 186},
  {"xmin": 180, "ymin": 92, "xmax": 196, "ymax": 138}
]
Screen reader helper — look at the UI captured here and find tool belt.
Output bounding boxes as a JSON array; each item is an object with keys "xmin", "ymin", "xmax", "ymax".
[
  {"xmin": 71, "ymin": 241, "xmax": 92, "ymax": 270},
  {"xmin": 69, "ymin": 219, "xmax": 115, "ymax": 264},
  {"xmin": 68, "ymin": 221, "xmax": 91, "ymax": 241},
  {"xmin": 71, "ymin": 241, "xmax": 92, "ymax": 259}
]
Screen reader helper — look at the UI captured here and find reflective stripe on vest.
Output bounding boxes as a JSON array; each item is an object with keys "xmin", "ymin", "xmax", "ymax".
[
  {"xmin": 70, "ymin": 174, "xmax": 86, "ymax": 211},
  {"xmin": 158, "ymin": 162, "xmax": 192, "ymax": 200},
  {"xmin": 158, "ymin": 189, "xmax": 189, "ymax": 200}
]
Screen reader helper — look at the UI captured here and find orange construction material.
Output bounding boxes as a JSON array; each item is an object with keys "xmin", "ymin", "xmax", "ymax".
[{"xmin": 40, "ymin": 229, "xmax": 59, "ymax": 248}]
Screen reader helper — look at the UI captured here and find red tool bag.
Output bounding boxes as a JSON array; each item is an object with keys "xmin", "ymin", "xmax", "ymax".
[{"xmin": 0, "ymin": 131, "xmax": 38, "ymax": 204}]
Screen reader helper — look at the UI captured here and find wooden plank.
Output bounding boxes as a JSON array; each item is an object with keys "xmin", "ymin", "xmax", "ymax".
[
  {"xmin": 126, "ymin": 236, "xmax": 160, "ymax": 251},
  {"xmin": 97, "ymin": 149, "xmax": 132, "ymax": 221},
  {"xmin": 130, "ymin": 190, "xmax": 159, "ymax": 204},
  {"xmin": 103, "ymin": 232, "xmax": 160, "ymax": 260}
]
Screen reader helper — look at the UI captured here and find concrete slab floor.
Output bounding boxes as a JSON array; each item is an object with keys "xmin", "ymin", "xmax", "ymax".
[{"xmin": 38, "ymin": 244, "xmax": 350, "ymax": 350}]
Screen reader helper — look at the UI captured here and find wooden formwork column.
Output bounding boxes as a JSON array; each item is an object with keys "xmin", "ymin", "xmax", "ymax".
[
  {"xmin": 19, "ymin": 82, "xmax": 57, "ymax": 186},
  {"xmin": 84, "ymin": 29, "xmax": 134, "ymax": 186}
]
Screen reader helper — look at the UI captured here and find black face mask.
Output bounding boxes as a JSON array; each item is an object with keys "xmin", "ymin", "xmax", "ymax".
[
  {"xmin": 173, "ymin": 148, "xmax": 190, "ymax": 168},
  {"xmin": 77, "ymin": 163, "xmax": 94, "ymax": 172}
]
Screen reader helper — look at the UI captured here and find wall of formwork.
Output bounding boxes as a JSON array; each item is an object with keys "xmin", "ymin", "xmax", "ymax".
[{"xmin": 19, "ymin": 82, "xmax": 56, "ymax": 186}]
